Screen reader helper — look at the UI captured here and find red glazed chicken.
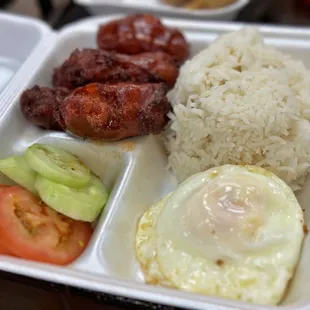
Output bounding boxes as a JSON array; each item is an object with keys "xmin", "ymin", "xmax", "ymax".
[
  {"xmin": 20, "ymin": 86, "xmax": 70, "ymax": 131},
  {"xmin": 53, "ymin": 48, "xmax": 179, "ymax": 89},
  {"xmin": 97, "ymin": 14, "xmax": 190, "ymax": 65},
  {"xmin": 58, "ymin": 82, "xmax": 171, "ymax": 140}
]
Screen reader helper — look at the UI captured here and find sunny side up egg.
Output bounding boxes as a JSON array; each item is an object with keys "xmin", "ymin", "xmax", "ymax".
[{"xmin": 135, "ymin": 165, "xmax": 305, "ymax": 305}]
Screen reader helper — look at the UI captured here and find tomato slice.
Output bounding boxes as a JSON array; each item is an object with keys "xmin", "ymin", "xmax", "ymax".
[
  {"xmin": 0, "ymin": 240, "xmax": 12, "ymax": 255},
  {"xmin": 0, "ymin": 185, "xmax": 10, "ymax": 254},
  {"xmin": 0, "ymin": 186, "xmax": 12, "ymax": 255},
  {"xmin": 0, "ymin": 184, "xmax": 9, "ymax": 191},
  {"xmin": 0, "ymin": 185, "xmax": 14, "ymax": 255},
  {"xmin": 0, "ymin": 186, "xmax": 93, "ymax": 265}
]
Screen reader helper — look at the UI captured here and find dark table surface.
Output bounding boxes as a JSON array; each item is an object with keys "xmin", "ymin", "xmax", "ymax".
[{"xmin": 1, "ymin": 0, "xmax": 310, "ymax": 309}]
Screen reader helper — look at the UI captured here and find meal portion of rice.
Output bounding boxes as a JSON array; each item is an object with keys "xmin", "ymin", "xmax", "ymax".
[{"xmin": 165, "ymin": 28, "xmax": 310, "ymax": 191}]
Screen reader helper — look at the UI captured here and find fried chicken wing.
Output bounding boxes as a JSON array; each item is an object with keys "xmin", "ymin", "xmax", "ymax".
[
  {"xmin": 117, "ymin": 51, "xmax": 179, "ymax": 88},
  {"xmin": 58, "ymin": 83, "xmax": 170, "ymax": 140},
  {"xmin": 97, "ymin": 14, "xmax": 190, "ymax": 64},
  {"xmin": 53, "ymin": 48, "xmax": 179, "ymax": 89},
  {"xmin": 20, "ymin": 86, "xmax": 70, "ymax": 130},
  {"xmin": 52, "ymin": 48, "xmax": 159, "ymax": 90}
]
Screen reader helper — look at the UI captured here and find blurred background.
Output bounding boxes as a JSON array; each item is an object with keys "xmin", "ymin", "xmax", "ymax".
[
  {"xmin": 2, "ymin": 0, "xmax": 69, "ymax": 19},
  {"xmin": 1, "ymin": 0, "xmax": 310, "ymax": 29}
]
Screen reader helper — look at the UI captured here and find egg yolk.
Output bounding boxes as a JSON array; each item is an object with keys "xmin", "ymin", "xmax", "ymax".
[{"xmin": 181, "ymin": 174, "xmax": 266, "ymax": 259}]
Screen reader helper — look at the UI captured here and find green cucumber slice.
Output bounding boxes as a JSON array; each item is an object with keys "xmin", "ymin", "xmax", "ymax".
[
  {"xmin": 0, "ymin": 155, "xmax": 37, "ymax": 194},
  {"xmin": 35, "ymin": 173, "xmax": 109, "ymax": 222},
  {"xmin": 26, "ymin": 144, "xmax": 90, "ymax": 189}
]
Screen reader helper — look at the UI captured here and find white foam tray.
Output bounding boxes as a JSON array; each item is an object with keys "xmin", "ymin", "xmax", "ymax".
[
  {"xmin": 1, "ymin": 14, "xmax": 310, "ymax": 310},
  {"xmin": 0, "ymin": 12, "xmax": 51, "ymax": 98},
  {"xmin": 75, "ymin": 0, "xmax": 250, "ymax": 21}
]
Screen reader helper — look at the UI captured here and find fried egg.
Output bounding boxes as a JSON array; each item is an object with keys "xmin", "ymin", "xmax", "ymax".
[
  {"xmin": 135, "ymin": 165, "xmax": 305, "ymax": 305},
  {"xmin": 135, "ymin": 195, "xmax": 173, "ymax": 287}
]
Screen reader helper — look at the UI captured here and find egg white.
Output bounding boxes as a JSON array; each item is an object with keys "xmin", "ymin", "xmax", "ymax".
[
  {"xmin": 135, "ymin": 195, "xmax": 173, "ymax": 287},
  {"xmin": 136, "ymin": 165, "xmax": 305, "ymax": 305}
]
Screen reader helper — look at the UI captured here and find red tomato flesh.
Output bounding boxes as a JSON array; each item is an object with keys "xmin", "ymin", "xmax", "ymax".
[
  {"xmin": 0, "ymin": 184, "xmax": 13, "ymax": 255},
  {"xmin": 0, "ymin": 184, "xmax": 9, "ymax": 191},
  {"xmin": 0, "ymin": 186, "xmax": 93, "ymax": 265},
  {"xmin": 0, "ymin": 240, "xmax": 12, "ymax": 255}
]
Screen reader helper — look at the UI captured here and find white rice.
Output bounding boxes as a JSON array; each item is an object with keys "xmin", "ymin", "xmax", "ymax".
[{"xmin": 165, "ymin": 27, "xmax": 310, "ymax": 191}]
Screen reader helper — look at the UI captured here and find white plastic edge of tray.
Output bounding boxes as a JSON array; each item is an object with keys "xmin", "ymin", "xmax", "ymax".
[
  {"xmin": 0, "ymin": 12, "xmax": 55, "ymax": 114},
  {"xmin": 74, "ymin": 0, "xmax": 250, "ymax": 17},
  {"xmin": 1, "ymin": 14, "xmax": 310, "ymax": 310}
]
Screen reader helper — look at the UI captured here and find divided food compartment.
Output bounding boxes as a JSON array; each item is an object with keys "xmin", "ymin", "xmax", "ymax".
[
  {"xmin": 2, "ymin": 15, "xmax": 310, "ymax": 310},
  {"xmin": 0, "ymin": 12, "xmax": 52, "ymax": 99}
]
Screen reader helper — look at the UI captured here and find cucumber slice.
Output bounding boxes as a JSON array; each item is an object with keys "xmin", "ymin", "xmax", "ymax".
[
  {"xmin": 35, "ymin": 173, "xmax": 109, "ymax": 222},
  {"xmin": 0, "ymin": 155, "xmax": 37, "ymax": 194},
  {"xmin": 26, "ymin": 144, "xmax": 90, "ymax": 189}
]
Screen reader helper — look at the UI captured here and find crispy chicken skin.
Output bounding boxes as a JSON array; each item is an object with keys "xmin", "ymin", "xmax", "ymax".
[
  {"xmin": 53, "ymin": 48, "xmax": 179, "ymax": 90},
  {"xmin": 97, "ymin": 14, "xmax": 190, "ymax": 64},
  {"xmin": 20, "ymin": 86, "xmax": 70, "ymax": 130},
  {"xmin": 58, "ymin": 83, "xmax": 171, "ymax": 140},
  {"xmin": 117, "ymin": 51, "xmax": 179, "ymax": 88},
  {"xmin": 52, "ymin": 48, "xmax": 159, "ymax": 90}
]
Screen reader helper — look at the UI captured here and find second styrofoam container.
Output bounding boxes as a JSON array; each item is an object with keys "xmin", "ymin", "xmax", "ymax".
[
  {"xmin": 0, "ymin": 12, "xmax": 52, "ymax": 97},
  {"xmin": 75, "ymin": 0, "xmax": 250, "ymax": 21}
]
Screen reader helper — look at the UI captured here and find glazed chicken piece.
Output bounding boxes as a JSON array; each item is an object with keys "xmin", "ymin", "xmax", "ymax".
[
  {"xmin": 52, "ymin": 48, "xmax": 159, "ymax": 90},
  {"xmin": 20, "ymin": 86, "xmax": 70, "ymax": 130},
  {"xmin": 58, "ymin": 83, "xmax": 171, "ymax": 140},
  {"xmin": 53, "ymin": 48, "xmax": 179, "ymax": 89},
  {"xmin": 117, "ymin": 51, "xmax": 179, "ymax": 88},
  {"xmin": 97, "ymin": 14, "xmax": 190, "ymax": 65}
]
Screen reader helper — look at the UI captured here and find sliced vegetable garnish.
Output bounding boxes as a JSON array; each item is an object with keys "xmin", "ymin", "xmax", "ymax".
[
  {"xmin": 0, "ymin": 185, "xmax": 9, "ymax": 192},
  {"xmin": 0, "ymin": 189, "xmax": 12, "ymax": 254},
  {"xmin": 0, "ymin": 186, "xmax": 92, "ymax": 265},
  {"xmin": 26, "ymin": 144, "xmax": 90, "ymax": 189},
  {"xmin": 0, "ymin": 156, "xmax": 37, "ymax": 194},
  {"xmin": 35, "ymin": 174, "xmax": 109, "ymax": 222},
  {"xmin": 0, "ymin": 238, "xmax": 12, "ymax": 255}
]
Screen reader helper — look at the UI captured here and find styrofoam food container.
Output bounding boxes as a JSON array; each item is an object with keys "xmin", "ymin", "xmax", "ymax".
[
  {"xmin": 75, "ymin": 0, "xmax": 250, "ymax": 21},
  {"xmin": 1, "ymin": 14, "xmax": 310, "ymax": 310},
  {"xmin": 0, "ymin": 12, "xmax": 51, "ymax": 96}
]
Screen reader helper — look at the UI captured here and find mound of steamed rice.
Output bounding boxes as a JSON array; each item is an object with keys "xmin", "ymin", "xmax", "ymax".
[{"xmin": 165, "ymin": 27, "xmax": 310, "ymax": 191}]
